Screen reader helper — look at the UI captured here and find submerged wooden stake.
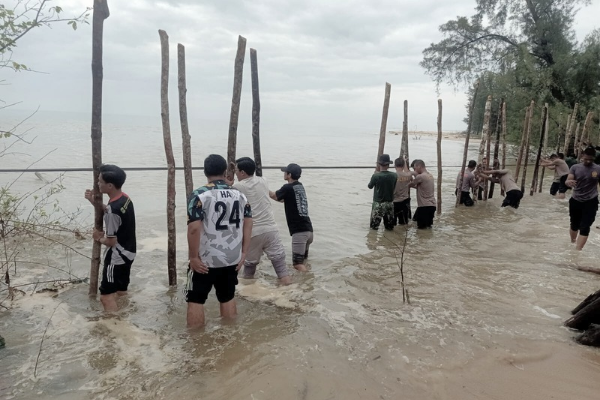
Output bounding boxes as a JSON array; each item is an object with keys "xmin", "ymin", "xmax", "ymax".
[
  {"xmin": 530, "ymin": 104, "xmax": 548, "ymax": 196},
  {"xmin": 159, "ymin": 29, "xmax": 177, "ymax": 286},
  {"xmin": 436, "ymin": 99, "xmax": 442, "ymax": 214},
  {"xmin": 177, "ymin": 43, "xmax": 193, "ymax": 197},
  {"xmin": 89, "ymin": 0, "xmax": 110, "ymax": 296},
  {"xmin": 520, "ymin": 101, "xmax": 535, "ymax": 193},
  {"xmin": 400, "ymin": 100, "xmax": 409, "ymax": 162},
  {"xmin": 514, "ymin": 106, "xmax": 530, "ymax": 185},
  {"xmin": 226, "ymin": 35, "xmax": 247, "ymax": 180},
  {"xmin": 250, "ymin": 48, "xmax": 262, "ymax": 176},
  {"xmin": 456, "ymin": 80, "xmax": 480, "ymax": 207},
  {"xmin": 376, "ymin": 82, "xmax": 391, "ymax": 171}
]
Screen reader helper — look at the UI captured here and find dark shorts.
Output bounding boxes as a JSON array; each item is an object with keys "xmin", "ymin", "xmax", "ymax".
[
  {"xmin": 550, "ymin": 175, "xmax": 569, "ymax": 195},
  {"xmin": 393, "ymin": 198, "xmax": 412, "ymax": 224},
  {"xmin": 413, "ymin": 206, "xmax": 436, "ymax": 229},
  {"xmin": 100, "ymin": 258, "xmax": 133, "ymax": 295},
  {"xmin": 501, "ymin": 189, "xmax": 523, "ymax": 209},
  {"xmin": 457, "ymin": 190, "xmax": 474, "ymax": 207},
  {"xmin": 569, "ymin": 197, "xmax": 599, "ymax": 236},
  {"xmin": 185, "ymin": 265, "xmax": 238, "ymax": 304}
]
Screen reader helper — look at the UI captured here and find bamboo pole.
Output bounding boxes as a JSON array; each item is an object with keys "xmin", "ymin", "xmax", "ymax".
[
  {"xmin": 562, "ymin": 114, "xmax": 572, "ymax": 153},
  {"xmin": 564, "ymin": 103, "xmax": 579, "ymax": 155},
  {"xmin": 400, "ymin": 100, "xmax": 409, "ymax": 162},
  {"xmin": 481, "ymin": 95, "xmax": 492, "ymax": 200},
  {"xmin": 456, "ymin": 80, "xmax": 480, "ymax": 207},
  {"xmin": 177, "ymin": 43, "xmax": 193, "ymax": 197},
  {"xmin": 436, "ymin": 99, "xmax": 442, "ymax": 214},
  {"xmin": 514, "ymin": 106, "xmax": 530, "ymax": 184},
  {"xmin": 250, "ymin": 48, "xmax": 262, "ymax": 177},
  {"xmin": 530, "ymin": 104, "xmax": 548, "ymax": 196},
  {"xmin": 581, "ymin": 112, "xmax": 594, "ymax": 149},
  {"xmin": 538, "ymin": 104, "xmax": 549, "ymax": 193},
  {"xmin": 376, "ymin": 82, "xmax": 391, "ymax": 171},
  {"xmin": 489, "ymin": 99, "xmax": 503, "ymax": 198},
  {"xmin": 159, "ymin": 29, "xmax": 177, "ymax": 286},
  {"xmin": 89, "ymin": 0, "xmax": 110, "ymax": 296},
  {"xmin": 226, "ymin": 35, "xmax": 247, "ymax": 180},
  {"xmin": 501, "ymin": 100, "xmax": 507, "ymax": 195},
  {"xmin": 520, "ymin": 101, "xmax": 535, "ymax": 193},
  {"xmin": 574, "ymin": 122, "xmax": 582, "ymax": 157}
]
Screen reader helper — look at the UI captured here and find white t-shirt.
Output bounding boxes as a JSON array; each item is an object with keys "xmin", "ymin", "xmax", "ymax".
[{"xmin": 233, "ymin": 175, "xmax": 278, "ymax": 237}]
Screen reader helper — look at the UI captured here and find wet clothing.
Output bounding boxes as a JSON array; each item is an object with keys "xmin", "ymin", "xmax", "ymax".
[
  {"xmin": 501, "ymin": 189, "xmax": 523, "ymax": 209},
  {"xmin": 187, "ymin": 180, "xmax": 252, "ymax": 269},
  {"xmin": 370, "ymin": 201, "xmax": 395, "ymax": 230},
  {"xmin": 393, "ymin": 172, "xmax": 412, "ymax": 202},
  {"xmin": 242, "ymin": 231, "xmax": 287, "ymax": 279},
  {"xmin": 552, "ymin": 159, "xmax": 570, "ymax": 178},
  {"xmin": 413, "ymin": 172, "xmax": 436, "ymax": 207},
  {"xmin": 394, "ymin": 198, "xmax": 412, "ymax": 225},
  {"xmin": 368, "ymin": 171, "xmax": 397, "ymax": 203},
  {"xmin": 569, "ymin": 163, "xmax": 600, "ymax": 202},
  {"xmin": 457, "ymin": 190, "xmax": 474, "ymax": 207},
  {"xmin": 569, "ymin": 197, "xmax": 599, "ymax": 236},
  {"xmin": 413, "ymin": 206, "xmax": 436, "ymax": 229},
  {"xmin": 550, "ymin": 175, "xmax": 569, "ymax": 196},
  {"xmin": 292, "ymin": 231, "xmax": 314, "ymax": 265},
  {"xmin": 100, "ymin": 193, "xmax": 136, "ymax": 295},
  {"xmin": 185, "ymin": 265, "xmax": 238, "ymax": 304},
  {"xmin": 275, "ymin": 181, "xmax": 313, "ymax": 236},
  {"xmin": 456, "ymin": 169, "xmax": 478, "ymax": 207}
]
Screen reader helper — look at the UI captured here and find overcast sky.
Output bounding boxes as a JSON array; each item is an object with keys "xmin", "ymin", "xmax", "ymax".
[{"xmin": 2, "ymin": 0, "xmax": 599, "ymax": 132}]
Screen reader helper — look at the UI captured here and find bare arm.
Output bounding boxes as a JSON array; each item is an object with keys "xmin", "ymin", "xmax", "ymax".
[
  {"xmin": 565, "ymin": 173, "xmax": 577, "ymax": 188},
  {"xmin": 188, "ymin": 220, "xmax": 208, "ymax": 273},
  {"xmin": 237, "ymin": 217, "xmax": 253, "ymax": 271}
]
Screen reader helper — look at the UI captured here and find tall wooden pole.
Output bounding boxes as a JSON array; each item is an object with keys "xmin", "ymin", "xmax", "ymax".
[
  {"xmin": 456, "ymin": 80, "xmax": 480, "ymax": 207},
  {"xmin": 520, "ymin": 101, "xmax": 535, "ymax": 193},
  {"xmin": 530, "ymin": 104, "xmax": 548, "ymax": 196},
  {"xmin": 514, "ymin": 107, "xmax": 530, "ymax": 184},
  {"xmin": 89, "ymin": 0, "xmax": 110, "ymax": 296},
  {"xmin": 538, "ymin": 104, "xmax": 549, "ymax": 193},
  {"xmin": 562, "ymin": 114, "xmax": 571, "ymax": 153},
  {"xmin": 250, "ymin": 48, "xmax": 262, "ymax": 176},
  {"xmin": 178, "ymin": 43, "xmax": 193, "ymax": 197},
  {"xmin": 489, "ymin": 99, "xmax": 503, "ymax": 198},
  {"xmin": 574, "ymin": 122, "xmax": 582, "ymax": 157},
  {"xmin": 581, "ymin": 112, "xmax": 594, "ymax": 148},
  {"xmin": 501, "ymin": 100, "xmax": 507, "ymax": 196},
  {"xmin": 226, "ymin": 35, "xmax": 247, "ymax": 180},
  {"xmin": 376, "ymin": 82, "xmax": 391, "ymax": 171},
  {"xmin": 159, "ymin": 29, "xmax": 177, "ymax": 286},
  {"xmin": 482, "ymin": 95, "xmax": 492, "ymax": 200},
  {"xmin": 436, "ymin": 99, "xmax": 442, "ymax": 214},
  {"xmin": 564, "ymin": 103, "xmax": 579, "ymax": 155},
  {"xmin": 400, "ymin": 100, "xmax": 409, "ymax": 162}
]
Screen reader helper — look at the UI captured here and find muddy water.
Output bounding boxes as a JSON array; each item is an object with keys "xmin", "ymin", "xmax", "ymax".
[{"xmin": 1, "ymin": 130, "xmax": 600, "ymax": 399}]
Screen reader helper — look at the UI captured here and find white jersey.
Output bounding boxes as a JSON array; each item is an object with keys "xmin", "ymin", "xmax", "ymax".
[{"xmin": 187, "ymin": 180, "xmax": 251, "ymax": 268}]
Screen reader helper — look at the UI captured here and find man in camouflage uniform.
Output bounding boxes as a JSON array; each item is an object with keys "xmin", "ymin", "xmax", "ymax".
[{"xmin": 368, "ymin": 154, "xmax": 397, "ymax": 230}]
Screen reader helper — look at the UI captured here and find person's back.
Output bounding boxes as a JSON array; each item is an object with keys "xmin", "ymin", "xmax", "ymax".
[
  {"xmin": 234, "ymin": 175, "xmax": 277, "ymax": 236},
  {"xmin": 370, "ymin": 170, "xmax": 397, "ymax": 203},
  {"xmin": 409, "ymin": 159, "xmax": 436, "ymax": 228},
  {"xmin": 368, "ymin": 154, "xmax": 397, "ymax": 230}
]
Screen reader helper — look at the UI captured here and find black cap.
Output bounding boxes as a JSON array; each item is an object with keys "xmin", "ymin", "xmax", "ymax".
[
  {"xmin": 378, "ymin": 154, "xmax": 392, "ymax": 165},
  {"xmin": 281, "ymin": 163, "xmax": 302, "ymax": 179}
]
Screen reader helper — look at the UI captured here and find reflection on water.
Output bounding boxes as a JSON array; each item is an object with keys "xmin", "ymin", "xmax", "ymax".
[{"xmin": 1, "ymin": 131, "xmax": 600, "ymax": 399}]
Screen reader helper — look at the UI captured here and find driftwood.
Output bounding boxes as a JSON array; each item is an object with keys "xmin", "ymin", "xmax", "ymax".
[
  {"xmin": 530, "ymin": 104, "xmax": 548, "ymax": 196},
  {"xmin": 400, "ymin": 100, "xmax": 409, "ymax": 161},
  {"xmin": 481, "ymin": 95, "xmax": 492, "ymax": 200},
  {"xmin": 177, "ymin": 43, "xmax": 193, "ymax": 197},
  {"xmin": 514, "ymin": 107, "xmax": 530, "ymax": 185},
  {"xmin": 520, "ymin": 101, "xmax": 535, "ymax": 193},
  {"xmin": 566, "ymin": 295, "xmax": 600, "ymax": 331},
  {"xmin": 456, "ymin": 80, "xmax": 480, "ymax": 207},
  {"xmin": 159, "ymin": 29, "xmax": 177, "ymax": 286},
  {"xmin": 250, "ymin": 48, "xmax": 262, "ymax": 176},
  {"xmin": 436, "ymin": 99, "xmax": 442, "ymax": 214},
  {"xmin": 576, "ymin": 324, "xmax": 600, "ymax": 347},
  {"xmin": 89, "ymin": 0, "xmax": 110, "ymax": 296},
  {"xmin": 376, "ymin": 82, "xmax": 391, "ymax": 171},
  {"xmin": 226, "ymin": 35, "xmax": 247, "ymax": 180}
]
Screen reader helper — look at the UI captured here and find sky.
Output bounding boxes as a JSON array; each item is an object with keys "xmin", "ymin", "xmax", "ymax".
[{"xmin": 2, "ymin": 0, "xmax": 599, "ymax": 132}]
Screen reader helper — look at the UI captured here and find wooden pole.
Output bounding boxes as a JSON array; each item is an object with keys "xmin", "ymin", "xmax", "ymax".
[
  {"xmin": 436, "ymin": 99, "xmax": 442, "ymax": 215},
  {"xmin": 400, "ymin": 100, "xmax": 409, "ymax": 162},
  {"xmin": 501, "ymin": 100, "xmax": 507, "ymax": 195},
  {"xmin": 514, "ymin": 106, "xmax": 530, "ymax": 184},
  {"xmin": 564, "ymin": 103, "xmax": 579, "ymax": 155},
  {"xmin": 555, "ymin": 113, "xmax": 563, "ymax": 153},
  {"xmin": 159, "ymin": 29, "xmax": 177, "ymax": 286},
  {"xmin": 226, "ymin": 35, "xmax": 247, "ymax": 180},
  {"xmin": 489, "ymin": 99, "xmax": 503, "ymax": 198},
  {"xmin": 482, "ymin": 95, "xmax": 492, "ymax": 200},
  {"xmin": 250, "ymin": 48, "xmax": 262, "ymax": 177},
  {"xmin": 562, "ymin": 114, "xmax": 572, "ymax": 153},
  {"xmin": 89, "ymin": 0, "xmax": 110, "ymax": 296},
  {"xmin": 456, "ymin": 80, "xmax": 480, "ymax": 207},
  {"xmin": 376, "ymin": 82, "xmax": 391, "ymax": 171},
  {"xmin": 177, "ymin": 43, "xmax": 193, "ymax": 197},
  {"xmin": 581, "ymin": 112, "xmax": 595, "ymax": 148},
  {"xmin": 530, "ymin": 104, "xmax": 548, "ymax": 196},
  {"xmin": 538, "ymin": 104, "xmax": 549, "ymax": 193},
  {"xmin": 574, "ymin": 122, "xmax": 582, "ymax": 157},
  {"xmin": 520, "ymin": 101, "xmax": 535, "ymax": 193}
]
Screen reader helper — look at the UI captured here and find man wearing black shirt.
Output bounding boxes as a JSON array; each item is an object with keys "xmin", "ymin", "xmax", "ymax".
[
  {"xmin": 270, "ymin": 163, "xmax": 313, "ymax": 272},
  {"xmin": 85, "ymin": 164, "xmax": 136, "ymax": 312}
]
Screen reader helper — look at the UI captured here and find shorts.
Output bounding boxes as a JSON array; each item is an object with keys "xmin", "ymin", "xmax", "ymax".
[
  {"xmin": 413, "ymin": 206, "xmax": 436, "ymax": 229},
  {"xmin": 394, "ymin": 198, "xmax": 412, "ymax": 224},
  {"xmin": 569, "ymin": 197, "xmax": 599, "ymax": 236},
  {"xmin": 291, "ymin": 231, "xmax": 313, "ymax": 265},
  {"xmin": 457, "ymin": 190, "xmax": 474, "ymax": 207},
  {"xmin": 185, "ymin": 265, "xmax": 238, "ymax": 304},
  {"xmin": 501, "ymin": 189, "xmax": 523, "ymax": 209},
  {"xmin": 244, "ymin": 231, "xmax": 288, "ymax": 278},
  {"xmin": 100, "ymin": 257, "xmax": 133, "ymax": 295}
]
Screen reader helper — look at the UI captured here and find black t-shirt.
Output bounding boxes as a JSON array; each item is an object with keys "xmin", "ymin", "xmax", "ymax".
[
  {"xmin": 104, "ymin": 193, "xmax": 137, "ymax": 264},
  {"xmin": 275, "ymin": 181, "xmax": 313, "ymax": 235}
]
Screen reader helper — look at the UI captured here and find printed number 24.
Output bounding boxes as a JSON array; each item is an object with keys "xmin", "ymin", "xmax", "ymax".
[{"xmin": 215, "ymin": 200, "xmax": 241, "ymax": 230}]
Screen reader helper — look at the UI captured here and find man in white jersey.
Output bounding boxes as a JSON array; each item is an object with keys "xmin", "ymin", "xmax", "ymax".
[
  {"xmin": 233, "ymin": 157, "xmax": 291, "ymax": 285},
  {"xmin": 186, "ymin": 154, "xmax": 252, "ymax": 328}
]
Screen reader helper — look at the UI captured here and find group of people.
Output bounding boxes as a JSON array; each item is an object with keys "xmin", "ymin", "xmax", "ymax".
[{"xmin": 85, "ymin": 155, "xmax": 313, "ymax": 328}]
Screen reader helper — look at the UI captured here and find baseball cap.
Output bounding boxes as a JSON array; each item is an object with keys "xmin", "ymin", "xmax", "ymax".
[{"xmin": 281, "ymin": 163, "xmax": 302, "ymax": 178}]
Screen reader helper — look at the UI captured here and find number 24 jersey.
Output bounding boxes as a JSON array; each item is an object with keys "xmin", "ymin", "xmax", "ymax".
[{"xmin": 187, "ymin": 180, "xmax": 252, "ymax": 268}]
